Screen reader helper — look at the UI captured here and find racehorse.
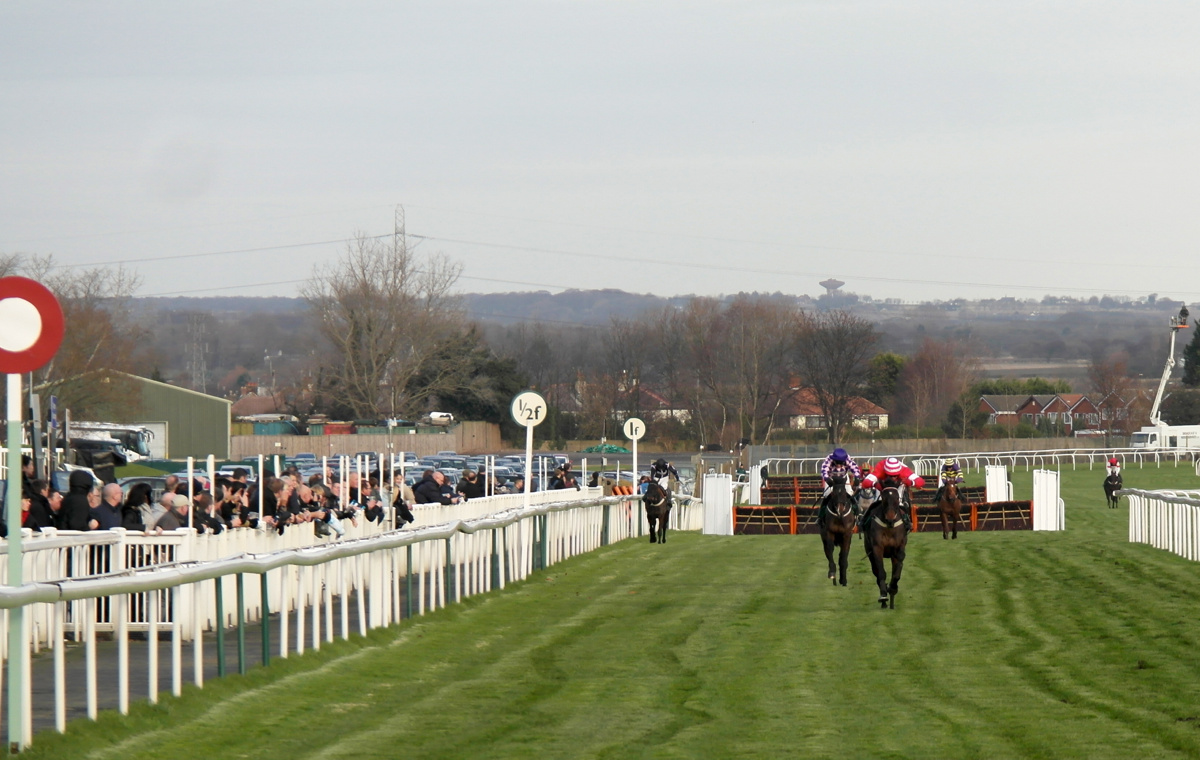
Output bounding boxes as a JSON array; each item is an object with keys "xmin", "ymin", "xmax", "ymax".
[
  {"xmin": 1103, "ymin": 472, "xmax": 1123, "ymax": 509},
  {"xmin": 937, "ymin": 480, "xmax": 965, "ymax": 540},
  {"xmin": 643, "ymin": 481, "xmax": 673, "ymax": 544},
  {"xmin": 863, "ymin": 484, "xmax": 908, "ymax": 609},
  {"xmin": 819, "ymin": 472, "xmax": 857, "ymax": 586}
]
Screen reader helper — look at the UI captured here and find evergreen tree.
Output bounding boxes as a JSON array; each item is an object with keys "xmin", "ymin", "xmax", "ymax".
[{"xmin": 1182, "ymin": 323, "xmax": 1200, "ymax": 387}]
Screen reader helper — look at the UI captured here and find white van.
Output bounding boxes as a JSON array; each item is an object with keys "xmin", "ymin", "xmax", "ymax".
[{"xmin": 428, "ymin": 412, "xmax": 455, "ymax": 426}]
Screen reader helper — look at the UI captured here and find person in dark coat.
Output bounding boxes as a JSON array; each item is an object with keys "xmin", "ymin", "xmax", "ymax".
[
  {"xmin": 59, "ymin": 470, "xmax": 95, "ymax": 531},
  {"xmin": 456, "ymin": 470, "xmax": 485, "ymax": 500},
  {"xmin": 23, "ymin": 479, "xmax": 55, "ymax": 532},
  {"xmin": 414, "ymin": 470, "xmax": 456, "ymax": 505}
]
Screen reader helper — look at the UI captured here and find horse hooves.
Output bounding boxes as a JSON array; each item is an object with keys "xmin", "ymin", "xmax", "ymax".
[
  {"xmin": 889, "ymin": 598, "xmax": 895, "ymax": 609},
  {"xmin": 839, "ymin": 578, "xmax": 847, "ymax": 587},
  {"xmin": 942, "ymin": 534, "xmax": 948, "ymax": 540},
  {"xmin": 649, "ymin": 537, "xmax": 656, "ymax": 543},
  {"xmin": 952, "ymin": 533, "xmax": 957, "ymax": 539}
]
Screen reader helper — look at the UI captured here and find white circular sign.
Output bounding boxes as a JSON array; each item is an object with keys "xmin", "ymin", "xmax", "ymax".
[
  {"xmin": 510, "ymin": 390, "xmax": 548, "ymax": 428},
  {"xmin": 623, "ymin": 417, "xmax": 646, "ymax": 441},
  {"xmin": 0, "ymin": 298, "xmax": 42, "ymax": 352}
]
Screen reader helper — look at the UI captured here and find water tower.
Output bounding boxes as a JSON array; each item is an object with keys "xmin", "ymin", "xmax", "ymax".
[{"xmin": 820, "ymin": 278, "xmax": 845, "ymax": 296}]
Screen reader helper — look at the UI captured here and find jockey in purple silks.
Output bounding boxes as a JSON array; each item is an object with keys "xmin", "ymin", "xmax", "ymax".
[{"xmin": 818, "ymin": 448, "xmax": 862, "ymax": 526}]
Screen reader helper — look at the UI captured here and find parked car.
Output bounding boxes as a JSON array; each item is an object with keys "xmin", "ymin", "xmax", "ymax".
[{"xmin": 118, "ymin": 476, "xmax": 169, "ymax": 504}]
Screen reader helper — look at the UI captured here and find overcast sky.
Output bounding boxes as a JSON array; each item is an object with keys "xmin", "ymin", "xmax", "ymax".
[{"xmin": 3, "ymin": 2, "xmax": 1199, "ymax": 304}]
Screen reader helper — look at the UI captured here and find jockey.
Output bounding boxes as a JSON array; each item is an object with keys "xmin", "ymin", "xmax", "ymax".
[
  {"xmin": 1106, "ymin": 457, "xmax": 1121, "ymax": 478},
  {"xmin": 818, "ymin": 448, "xmax": 862, "ymax": 524},
  {"xmin": 859, "ymin": 457, "xmax": 924, "ymax": 531},
  {"xmin": 650, "ymin": 458, "xmax": 680, "ymax": 489},
  {"xmin": 934, "ymin": 458, "xmax": 964, "ymax": 503}
]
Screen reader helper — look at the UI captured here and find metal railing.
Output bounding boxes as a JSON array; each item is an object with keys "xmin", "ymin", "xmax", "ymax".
[
  {"xmin": 760, "ymin": 447, "xmax": 1200, "ymax": 480},
  {"xmin": 1123, "ymin": 487, "xmax": 1200, "ymax": 563},
  {"xmin": 0, "ymin": 491, "xmax": 704, "ymax": 748}
]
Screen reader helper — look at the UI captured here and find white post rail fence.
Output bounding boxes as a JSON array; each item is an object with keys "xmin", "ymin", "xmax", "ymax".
[
  {"xmin": 0, "ymin": 492, "xmax": 704, "ymax": 749},
  {"xmin": 1125, "ymin": 488, "xmax": 1200, "ymax": 561},
  {"xmin": 759, "ymin": 447, "xmax": 1200, "ymax": 481}
]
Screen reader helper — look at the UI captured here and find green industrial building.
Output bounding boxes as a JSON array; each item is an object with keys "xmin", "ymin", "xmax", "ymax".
[{"xmin": 77, "ymin": 372, "xmax": 232, "ymax": 460}]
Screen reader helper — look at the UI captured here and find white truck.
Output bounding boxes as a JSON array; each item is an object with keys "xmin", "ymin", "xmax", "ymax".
[
  {"xmin": 65, "ymin": 422, "xmax": 156, "ymax": 464},
  {"xmin": 1130, "ymin": 306, "xmax": 1200, "ymax": 450}
]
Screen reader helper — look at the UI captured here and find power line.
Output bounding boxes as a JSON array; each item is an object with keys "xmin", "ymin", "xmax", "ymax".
[{"xmin": 40, "ymin": 227, "xmax": 1197, "ymax": 300}]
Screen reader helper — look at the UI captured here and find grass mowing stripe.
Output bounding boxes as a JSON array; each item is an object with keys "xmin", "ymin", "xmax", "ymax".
[{"xmin": 20, "ymin": 462, "xmax": 1200, "ymax": 759}]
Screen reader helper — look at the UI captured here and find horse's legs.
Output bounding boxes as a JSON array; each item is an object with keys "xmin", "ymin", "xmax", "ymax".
[
  {"xmin": 822, "ymin": 533, "xmax": 837, "ymax": 583},
  {"xmin": 888, "ymin": 546, "xmax": 906, "ymax": 609},
  {"xmin": 659, "ymin": 510, "xmax": 669, "ymax": 544},
  {"xmin": 951, "ymin": 502, "xmax": 960, "ymax": 539},
  {"xmin": 868, "ymin": 546, "xmax": 888, "ymax": 606},
  {"xmin": 940, "ymin": 508, "xmax": 949, "ymax": 540},
  {"xmin": 838, "ymin": 531, "xmax": 852, "ymax": 586},
  {"xmin": 647, "ymin": 513, "xmax": 657, "ymax": 543}
]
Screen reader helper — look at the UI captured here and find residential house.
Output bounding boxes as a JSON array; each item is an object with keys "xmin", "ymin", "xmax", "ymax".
[{"xmin": 781, "ymin": 389, "xmax": 889, "ymax": 432}]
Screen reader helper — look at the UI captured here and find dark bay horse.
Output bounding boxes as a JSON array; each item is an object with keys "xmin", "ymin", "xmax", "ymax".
[
  {"xmin": 1104, "ymin": 472, "xmax": 1123, "ymax": 509},
  {"xmin": 937, "ymin": 480, "xmax": 965, "ymax": 540},
  {"xmin": 819, "ymin": 473, "xmax": 857, "ymax": 586},
  {"xmin": 643, "ymin": 481, "xmax": 673, "ymax": 544},
  {"xmin": 863, "ymin": 485, "xmax": 908, "ymax": 609}
]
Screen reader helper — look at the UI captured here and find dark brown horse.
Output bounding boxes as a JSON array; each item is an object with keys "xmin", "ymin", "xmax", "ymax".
[
  {"xmin": 819, "ymin": 473, "xmax": 857, "ymax": 586},
  {"xmin": 937, "ymin": 480, "xmax": 965, "ymax": 540},
  {"xmin": 1103, "ymin": 472, "xmax": 1123, "ymax": 509},
  {"xmin": 643, "ymin": 481, "xmax": 673, "ymax": 543},
  {"xmin": 863, "ymin": 485, "xmax": 908, "ymax": 609}
]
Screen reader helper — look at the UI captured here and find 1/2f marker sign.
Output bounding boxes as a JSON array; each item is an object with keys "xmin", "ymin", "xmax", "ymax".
[{"xmin": 510, "ymin": 391, "xmax": 548, "ymax": 428}]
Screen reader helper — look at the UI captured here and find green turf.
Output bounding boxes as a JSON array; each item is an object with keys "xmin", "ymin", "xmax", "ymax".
[{"xmin": 21, "ymin": 462, "xmax": 1200, "ymax": 759}]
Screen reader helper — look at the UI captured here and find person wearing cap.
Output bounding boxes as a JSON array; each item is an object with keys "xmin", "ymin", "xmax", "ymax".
[
  {"xmin": 154, "ymin": 494, "xmax": 192, "ymax": 531},
  {"xmin": 934, "ymin": 458, "xmax": 964, "ymax": 504},
  {"xmin": 859, "ymin": 457, "xmax": 924, "ymax": 531},
  {"xmin": 649, "ymin": 459, "xmax": 680, "ymax": 489},
  {"xmin": 1106, "ymin": 457, "xmax": 1121, "ymax": 478},
  {"xmin": 818, "ymin": 448, "xmax": 863, "ymax": 525}
]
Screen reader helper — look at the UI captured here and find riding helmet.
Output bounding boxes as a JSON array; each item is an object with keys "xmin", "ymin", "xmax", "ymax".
[
  {"xmin": 832, "ymin": 448, "xmax": 848, "ymax": 462},
  {"xmin": 1109, "ymin": 457, "xmax": 1119, "ymax": 465},
  {"xmin": 883, "ymin": 457, "xmax": 903, "ymax": 475},
  {"xmin": 944, "ymin": 458, "xmax": 956, "ymax": 466}
]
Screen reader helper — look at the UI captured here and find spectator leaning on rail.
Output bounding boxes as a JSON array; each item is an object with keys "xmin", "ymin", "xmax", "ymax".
[
  {"xmin": 818, "ymin": 448, "xmax": 863, "ymax": 528},
  {"xmin": 120, "ymin": 482, "xmax": 152, "ymax": 531},
  {"xmin": 90, "ymin": 483, "xmax": 125, "ymax": 531},
  {"xmin": 155, "ymin": 494, "xmax": 190, "ymax": 531},
  {"xmin": 414, "ymin": 469, "xmax": 458, "ymax": 505},
  {"xmin": 23, "ymin": 478, "xmax": 55, "ymax": 533},
  {"xmin": 457, "ymin": 469, "xmax": 485, "ymax": 500},
  {"xmin": 60, "ymin": 470, "xmax": 95, "ymax": 531},
  {"xmin": 859, "ymin": 457, "xmax": 924, "ymax": 531}
]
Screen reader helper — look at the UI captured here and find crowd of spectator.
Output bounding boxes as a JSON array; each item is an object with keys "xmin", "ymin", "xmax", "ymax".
[{"xmin": 13, "ymin": 455, "xmax": 589, "ymax": 538}]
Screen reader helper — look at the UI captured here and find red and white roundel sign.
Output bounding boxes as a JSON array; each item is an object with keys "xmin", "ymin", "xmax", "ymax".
[{"xmin": 0, "ymin": 277, "xmax": 64, "ymax": 374}]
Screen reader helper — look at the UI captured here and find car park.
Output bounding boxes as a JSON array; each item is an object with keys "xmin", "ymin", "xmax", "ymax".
[{"xmin": 118, "ymin": 476, "xmax": 170, "ymax": 504}]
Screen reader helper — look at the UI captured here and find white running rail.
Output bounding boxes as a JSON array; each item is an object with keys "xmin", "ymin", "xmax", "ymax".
[{"xmin": 0, "ymin": 492, "xmax": 704, "ymax": 748}]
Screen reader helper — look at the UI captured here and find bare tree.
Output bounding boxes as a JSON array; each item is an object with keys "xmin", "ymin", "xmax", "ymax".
[
  {"xmin": 896, "ymin": 338, "xmax": 977, "ymax": 434},
  {"xmin": 1089, "ymin": 351, "xmax": 1135, "ymax": 440},
  {"xmin": 17, "ymin": 255, "xmax": 150, "ymax": 420},
  {"xmin": 302, "ymin": 232, "xmax": 463, "ymax": 420},
  {"xmin": 795, "ymin": 310, "xmax": 879, "ymax": 443}
]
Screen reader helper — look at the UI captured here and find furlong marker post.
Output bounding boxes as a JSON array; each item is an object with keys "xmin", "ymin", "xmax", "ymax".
[{"xmin": 0, "ymin": 276, "xmax": 65, "ymax": 752}]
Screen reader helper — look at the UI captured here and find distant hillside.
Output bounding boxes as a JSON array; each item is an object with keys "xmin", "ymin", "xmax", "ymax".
[
  {"xmin": 463, "ymin": 289, "xmax": 696, "ymax": 326},
  {"xmin": 133, "ymin": 296, "xmax": 306, "ymax": 315}
]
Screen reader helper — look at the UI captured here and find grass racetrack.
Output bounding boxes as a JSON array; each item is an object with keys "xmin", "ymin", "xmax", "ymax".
[{"xmin": 23, "ymin": 463, "xmax": 1200, "ymax": 759}]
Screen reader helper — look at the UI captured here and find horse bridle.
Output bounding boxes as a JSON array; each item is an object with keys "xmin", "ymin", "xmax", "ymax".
[{"xmin": 873, "ymin": 486, "xmax": 906, "ymax": 529}]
